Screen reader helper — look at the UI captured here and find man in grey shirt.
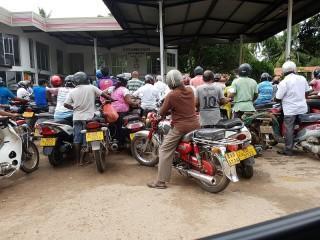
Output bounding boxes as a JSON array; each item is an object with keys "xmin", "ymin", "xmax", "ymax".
[{"xmin": 196, "ymin": 70, "xmax": 229, "ymax": 127}]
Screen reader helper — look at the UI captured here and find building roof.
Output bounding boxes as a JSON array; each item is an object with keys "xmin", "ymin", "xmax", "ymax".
[{"xmin": 103, "ymin": 0, "xmax": 320, "ymax": 46}]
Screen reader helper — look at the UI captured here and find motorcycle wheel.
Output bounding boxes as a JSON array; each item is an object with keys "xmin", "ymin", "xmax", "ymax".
[
  {"xmin": 48, "ymin": 149, "xmax": 64, "ymax": 167},
  {"xmin": 20, "ymin": 141, "xmax": 39, "ymax": 173},
  {"xmin": 236, "ymin": 163, "xmax": 254, "ymax": 179},
  {"xmin": 93, "ymin": 146, "xmax": 107, "ymax": 173},
  {"xmin": 131, "ymin": 136, "xmax": 159, "ymax": 167}
]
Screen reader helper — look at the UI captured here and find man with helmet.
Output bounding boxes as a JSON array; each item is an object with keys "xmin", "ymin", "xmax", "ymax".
[
  {"xmin": 190, "ymin": 66, "xmax": 204, "ymax": 88},
  {"xmin": 255, "ymin": 72, "xmax": 273, "ymax": 105},
  {"xmin": 276, "ymin": 60, "xmax": 310, "ymax": 156},
  {"xmin": 228, "ymin": 63, "xmax": 258, "ymax": 118},
  {"xmin": 54, "ymin": 75, "xmax": 75, "ymax": 123},
  {"xmin": 64, "ymin": 71, "xmax": 110, "ymax": 164},
  {"xmin": 0, "ymin": 77, "xmax": 27, "ymax": 105},
  {"xmin": 33, "ymin": 79, "xmax": 49, "ymax": 112},
  {"xmin": 133, "ymin": 74, "xmax": 159, "ymax": 116},
  {"xmin": 127, "ymin": 71, "xmax": 144, "ymax": 93},
  {"xmin": 96, "ymin": 67, "xmax": 113, "ymax": 92},
  {"xmin": 147, "ymin": 69, "xmax": 200, "ymax": 189},
  {"xmin": 310, "ymin": 68, "xmax": 320, "ymax": 92},
  {"xmin": 17, "ymin": 81, "xmax": 32, "ymax": 101}
]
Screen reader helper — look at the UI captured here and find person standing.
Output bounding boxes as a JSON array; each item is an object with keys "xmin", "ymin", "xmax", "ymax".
[
  {"xmin": 147, "ymin": 70, "xmax": 200, "ymax": 189},
  {"xmin": 190, "ymin": 66, "xmax": 204, "ymax": 88},
  {"xmin": 127, "ymin": 71, "xmax": 144, "ymax": 93},
  {"xmin": 196, "ymin": 70, "xmax": 228, "ymax": 127},
  {"xmin": 228, "ymin": 63, "xmax": 258, "ymax": 118},
  {"xmin": 276, "ymin": 61, "xmax": 310, "ymax": 156},
  {"xmin": 64, "ymin": 72, "xmax": 109, "ymax": 165}
]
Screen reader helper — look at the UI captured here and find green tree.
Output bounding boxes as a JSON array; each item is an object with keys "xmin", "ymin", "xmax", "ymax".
[{"xmin": 38, "ymin": 8, "xmax": 52, "ymax": 18}]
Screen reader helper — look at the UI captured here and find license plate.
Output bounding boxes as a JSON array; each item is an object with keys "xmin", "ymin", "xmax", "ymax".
[
  {"xmin": 225, "ymin": 145, "xmax": 257, "ymax": 166},
  {"xmin": 86, "ymin": 131, "xmax": 104, "ymax": 142},
  {"xmin": 130, "ymin": 133, "xmax": 135, "ymax": 140},
  {"xmin": 260, "ymin": 125, "xmax": 274, "ymax": 134},
  {"xmin": 22, "ymin": 112, "xmax": 34, "ymax": 118},
  {"xmin": 40, "ymin": 138, "xmax": 56, "ymax": 147}
]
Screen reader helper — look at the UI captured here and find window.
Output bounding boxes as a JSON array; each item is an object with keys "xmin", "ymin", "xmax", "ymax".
[
  {"xmin": 29, "ymin": 39, "xmax": 34, "ymax": 68},
  {"xmin": 69, "ymin": 53, "xmax": 84, "ymax": 73},
  {"xmin": 36, "ymin": 42, "xmax": 50, "ymax": 71},
  {"xmin": 147, "ymin": 53, "xmax": 160, "ymax": 74},
  {"xmin": 56, "ymin": 50, "xmax": 63, "ymax": 74},
  {"xmin": 167, "ymin": 53, "xmax": 176, "ymax": 67},
  {"xmin": 0, "ymin": 33, "xmax": 20, "ymax": 66},
  {"xmin": 6, "ymin": 71, "xmax": 22, "ymax": 90},
  {"xmin": 111, "ymin": 54, "xmax": 127, "ymax": 75}
]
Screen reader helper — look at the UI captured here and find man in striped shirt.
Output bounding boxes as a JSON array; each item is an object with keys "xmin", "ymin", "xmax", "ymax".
[{"xmin": 127, "ymin": 71, "xmax": 144, "ymax": 93}]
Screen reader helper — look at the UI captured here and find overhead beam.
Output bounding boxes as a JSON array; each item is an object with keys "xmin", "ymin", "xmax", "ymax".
[{"xmin": 216, "ymin": 1, "xmax": 244, "ymax": 34}]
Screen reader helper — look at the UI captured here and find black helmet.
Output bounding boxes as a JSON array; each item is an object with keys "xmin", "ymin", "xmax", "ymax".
[
  {"xmin": 100, "ymin": 66, "xmax": 109, "ymax": 77},
  {"xmin": 194, "ymin": 66, "xmax": 204, "ymax": 75},
  {"xmin": 0, "ymin": 77, "xmax": 4, "ymax": 87},
  {"xmin": 314, "ymin": 68, "xmax": 320, "ymax": 79},
  {"xmin": 116, "ymin": 74, "xmax": 129, "ymax": 86},
  {"xmin": 238, "ymin": 63, "xmax": 252, "ymax": 77},
  {"xmin": 73, "ymin": 72, "xmax": 89, "ymax": 85},
  {"xmin": 260, "ymin": 72, "xmax": 272, "ymax": 82},
  {"xmin": 65, "ymin": 75, "xmax": 75, "ymax": 87}
]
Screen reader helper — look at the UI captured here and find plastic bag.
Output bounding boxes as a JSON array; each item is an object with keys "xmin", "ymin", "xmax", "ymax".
[{"xmin": 103, "ymin": 103, "xmax": 119, "ymax": 123}]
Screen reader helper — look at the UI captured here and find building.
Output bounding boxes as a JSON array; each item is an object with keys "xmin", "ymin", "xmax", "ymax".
[{"xmin": 0, "ymin": 6, "xmax": 178, "ymax": 87}]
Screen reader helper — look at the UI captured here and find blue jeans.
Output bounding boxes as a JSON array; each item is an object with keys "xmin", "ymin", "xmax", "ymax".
[{"xmin": 73, "ymin": 120, "xmax": 86, "ymax": 145}]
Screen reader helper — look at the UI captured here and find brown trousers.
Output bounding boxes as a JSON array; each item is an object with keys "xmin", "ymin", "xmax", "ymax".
[{"xmin": 157, "ymin": 127, "xmax": 184, "ymax": 182}]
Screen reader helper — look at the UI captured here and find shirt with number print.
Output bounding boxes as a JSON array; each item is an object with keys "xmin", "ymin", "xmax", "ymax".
[{"xmin": 196, "ymin": 82, "xmax": 224, "ymax": 126}]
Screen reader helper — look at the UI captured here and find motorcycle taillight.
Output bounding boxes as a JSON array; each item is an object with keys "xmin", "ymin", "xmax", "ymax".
[
  {"xmin": 86, "ymin": 121, "xmax": 101, "ymax": 130},
  {"xmin": 41, "ymin": 126, "xmax": 56, "ymax": 136},
  {"xmin": 227, "ymin": 144, "xmax": 238, "ymax": 152}
]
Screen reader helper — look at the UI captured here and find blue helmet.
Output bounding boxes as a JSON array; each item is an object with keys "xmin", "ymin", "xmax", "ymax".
[{"xmin": 96, "ymin": 69, "xmax": 103, "ymax": 79}]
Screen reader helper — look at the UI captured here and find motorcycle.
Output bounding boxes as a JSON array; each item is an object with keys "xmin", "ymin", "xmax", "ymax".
[
  {"xmin": 0, "ymin": 116, "xmax": 39, "ymax": 179},
  {"xmin": 39, "ymin": 118, "xmax": 73, "ymax": 167},
  {"xmin": 246, "ymin": 103, "xmax": 320, "ymax": 157},
  {"xmin": 80, "ymin": 118, "xmax": 109, "ymax": 173},
  {"xmin": 131, "ymin": 114, "xmax": 257, "ymax": 193}
]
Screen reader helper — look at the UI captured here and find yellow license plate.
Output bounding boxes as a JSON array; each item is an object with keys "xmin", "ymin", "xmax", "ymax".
[
  {"xmin": 225, "ymin": 145, "xmax": 257, "ymax": 166},
  {"xmin": 22, "ymin": 112, "xmax": 34, "ymax": 118},
  {"xmin": 40, "ymin": 138, "xmax": 56, "ymax": 147},
  {"xmin": 130, "ymin": 133, "xmax": 135, "ymax": 140},
  {"xmin": 86, "ymin": 131, "xmax": 104, "ymax": 142}
]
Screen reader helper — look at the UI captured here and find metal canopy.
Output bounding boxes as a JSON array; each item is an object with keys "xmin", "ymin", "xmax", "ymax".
[{"xmin": 103, "ymin": 0, "xmax": 320, "ymax": 46}]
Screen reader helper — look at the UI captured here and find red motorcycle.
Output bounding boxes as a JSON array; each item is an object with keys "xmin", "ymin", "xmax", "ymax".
[{"xmin": 131, "ymin": 113, "xmax": 256, "ymax": 193}]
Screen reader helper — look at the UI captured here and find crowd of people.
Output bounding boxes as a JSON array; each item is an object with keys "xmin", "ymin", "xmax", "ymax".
[{"xmin": 0, "ymin": 60, "xmax": 319, "ymax": 189}]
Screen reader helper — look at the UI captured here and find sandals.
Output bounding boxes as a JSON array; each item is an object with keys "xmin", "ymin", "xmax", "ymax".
[
  {"xmin": 277, "ymin": 150, "xmax": 293, "ymax": 156},
  {"xmin": 147, "ymin": 181, "xmax": 167, "ymax": 189}
]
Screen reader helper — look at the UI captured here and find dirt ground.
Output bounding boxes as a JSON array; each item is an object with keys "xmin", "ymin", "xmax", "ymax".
[{"xmin": 1, "ymin": 145, "xmax": 320, "ymax": 240}]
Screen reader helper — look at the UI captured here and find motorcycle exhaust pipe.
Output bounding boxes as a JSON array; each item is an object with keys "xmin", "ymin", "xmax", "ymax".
[
  {"xmin": 176, "ymin": 166, "xmax": 215, "ymax": 185},
  {"xmin": 301, "ymin": 141, "xmax": 320, "ymax": 154},
  {"xmin": 110, "ymin": 143, "xmax": 119, "ymax": 151}
]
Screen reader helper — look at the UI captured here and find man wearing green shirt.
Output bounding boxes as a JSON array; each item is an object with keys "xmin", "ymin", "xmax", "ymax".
[{"xmin": 229, "ymin": 63, "xmax": 258, "ymax": 118}]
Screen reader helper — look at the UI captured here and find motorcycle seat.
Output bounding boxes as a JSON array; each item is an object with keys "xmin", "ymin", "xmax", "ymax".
[
  {"xmin": 255, "ymin": 102, "xmax": 276, "ymax": 110},
  {"xmin": 215, "ymin": 118, "xmax": 243, "ymax": 129},
  {"xmin": 298, "ymin": 113, "xmax": 320, "ymax": 123},
  {"xmin": 49, "ymin": 119, "xmax": 73, "ymax": 126},
  {"xmin": 123, "ymin": 114, "xmax": 140, "ymax": 122},
  {"xmin": 194, "ymin": 128, "xmax": 225, "ymax": 141},
  {"xmin": 307, "ymin": 99, "xmax": 320, "ymax": 108}
]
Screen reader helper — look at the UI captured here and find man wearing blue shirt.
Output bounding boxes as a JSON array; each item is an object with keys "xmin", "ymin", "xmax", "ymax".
[
  {"xmin": 0, "ymin": 77, "xmax": 26, "ymax": 105},
  {"xmin": 33, "ymin": 79, "xmax": 49, "ymax": 111},
  {"xmin": 255, "ymin": 73, "xmax": 274, "ymax": 105}
]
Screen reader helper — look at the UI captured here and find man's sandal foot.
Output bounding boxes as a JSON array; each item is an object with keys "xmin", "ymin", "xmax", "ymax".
[
  {"xmin": 147, "ymin": 182, "xmax": 167, "ymax": 189},
  {"xmin": 277, "ymin": 150, "xmax": 293, "ymax": 156}
]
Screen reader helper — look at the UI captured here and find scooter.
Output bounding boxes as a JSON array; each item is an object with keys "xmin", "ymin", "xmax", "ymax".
[{"xmin": 0, "ymin": 117, "xmax": 39, "ymax": 179}]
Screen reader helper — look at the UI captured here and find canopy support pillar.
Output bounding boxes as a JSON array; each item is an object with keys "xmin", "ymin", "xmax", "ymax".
[
  {"xmin": 93, "ymin": 38, "xmax": 98, "ymax": 71},
  {"xmin": 159, "ymin": 0, "xmax": 164, "ymax": 81},
  {"xmin": 285, "ymin": 0, "xmax": 293, "ymax": 60},
  {"xmin": 239, "ymin": 34, "xmax": 244, "ymax": 65}
]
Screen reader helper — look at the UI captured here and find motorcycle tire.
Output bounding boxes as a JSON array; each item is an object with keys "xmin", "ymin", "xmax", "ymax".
[
  {"xmin": 197, "ymin": 176, "xmax": 230, "ymax": 194},
  {"xmin": 237, "ymin": 164, "xmax": 254, "ymax": 179},
  {"xmin": 131, "ymin": 136, "xmax": 159, "ymax": 167},
  {"xmin": 20, "ymin": 141, "xmax": 39, "ymax": 173},
  {"xmin": 93, "ymin": 147, "xmax": 106, "ymax": 173},
  {"xmin": 48, "ymin": 149, "xmax": 64, "ymax": 167}
]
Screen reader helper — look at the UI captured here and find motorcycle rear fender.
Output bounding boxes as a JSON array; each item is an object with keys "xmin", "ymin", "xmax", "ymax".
[
  {"xmin": 295, "ymin": 125, "xmax": 320, "ymax": 142},
  {"xmin": 91, "ymin": 141, "xmax": 101, "ymax": 151},
  {"xmin": 216, "ymin": 154, "xmax": 239, "ymax": 183},
  {"xmin": 43, "ymin": 147, "xmax": 54, "ymax": 156}
]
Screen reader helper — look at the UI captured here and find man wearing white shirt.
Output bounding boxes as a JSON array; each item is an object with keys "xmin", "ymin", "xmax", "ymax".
[
  {"xmin": 17, "ymin": 81, "xmax": 31, "ymax": 101},
  {"xmin": 276, "ymin": 61, "xmax": 310, "ymax": 156},
  {"xmin": 154, "ymin": 75, "xmax": 169, "ymax": 100},
  {"xmin": 133, "ymin": 75, "xmax": 159, "ymax": 116}
]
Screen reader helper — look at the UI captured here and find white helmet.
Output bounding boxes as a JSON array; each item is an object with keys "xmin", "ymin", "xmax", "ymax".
[
  {"xmin": 165, "ymin": 70, "xmax": 182, "ymax": 89},
  {"xmin": 282, "ymin": 60, "xmax": 296, "ymax": 75}
]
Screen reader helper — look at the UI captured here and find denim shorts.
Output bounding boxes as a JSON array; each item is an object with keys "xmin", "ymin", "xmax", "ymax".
[{"xmin": 73, "ymin": 120, "xmax": 86, "ymax": 145}]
